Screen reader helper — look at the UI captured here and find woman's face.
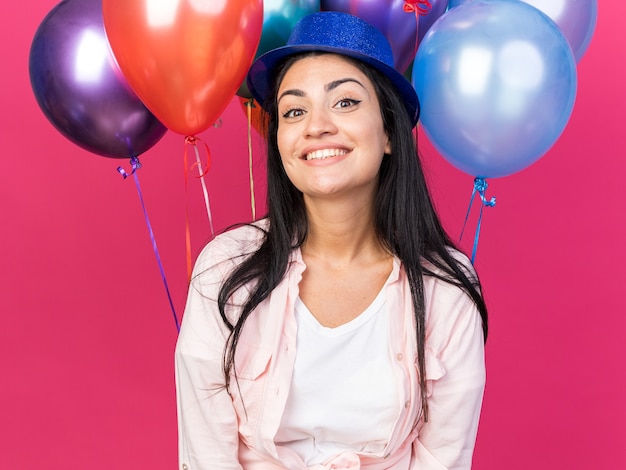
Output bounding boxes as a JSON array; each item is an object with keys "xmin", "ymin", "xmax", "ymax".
[{"xmin": 276, "ymin": 54, "xmax": 391, "ymax": 202}]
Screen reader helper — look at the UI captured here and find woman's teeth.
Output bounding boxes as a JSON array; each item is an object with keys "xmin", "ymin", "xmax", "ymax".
[{"xmin": 305, "ymin": 149, "xmax": 347, "ymax": 161}]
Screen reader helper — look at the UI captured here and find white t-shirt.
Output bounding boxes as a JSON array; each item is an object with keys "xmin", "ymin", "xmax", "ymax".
[{"xmin": 275, "ymin": 288, "xmax": 402, "ymax": 466}]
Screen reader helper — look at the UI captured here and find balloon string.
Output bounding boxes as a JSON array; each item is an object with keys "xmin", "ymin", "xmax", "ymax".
[
  {"xmin": 117, "ymin": 157, "xmax": 180, "ymax": 333},
  {"xmin": 183, "ymin": 136, "xmax": 215, "ymax": 281},
  {"xmin": 459, "ymin": 177, "xmax": 496, "ymax": 264},
  {"xmin": 245, "ymin": 98, "xmax": 257, "ymax": 221},
  {"xmin": 183, "ymin": 140, "xmax": 193, "ymax": 281},
  {"xmin": 192, "ymin": 142, "xmax": 215, "ymax": 236},
  {"xmin": 403, "ymin": 1, "xmax": 431, "ymax": 61}
]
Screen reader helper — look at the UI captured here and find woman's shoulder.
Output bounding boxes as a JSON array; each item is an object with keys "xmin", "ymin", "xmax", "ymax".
[
  {"xmin": 421, "ymin": 247, "xmax": 485, "ymax": 347},
  {"xmin": 422, "ymin": 245, "xmax": 477, "ymax": 284},
  {"xmin": 193, "ymin": 219, "xmax": 268, "ymax": 276},
  {"xmin": 211, "ymin": 219, "xmax": 268, "ymax": 252},
  {"xmin": 446, "ymin": 246, "xmax": 477, "ymax": 280}
]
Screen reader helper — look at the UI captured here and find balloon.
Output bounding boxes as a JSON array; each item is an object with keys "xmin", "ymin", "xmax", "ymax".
[
  {"xmin": 238, "ymin": 0, "xmax": 320, "ymax": 98},
  {"xmin": 29, "ymin": 0, "xmax": 167, "ymax": 159},
  {"xmin": 103, "ymin": 0, "xmax": 263, "ymax": 136},
  {"xmin": 321, "ymin": 0, "xmax": 418, "ymax": 73},
  {"xmin": 413, "ymin": 0, "xmax": 577, "ymax": 178},
  {"xmin": 417, "ymin": 0, "xmax": 449, "ymax": 45},
  {"xmin": 448, "ymin": 0, "xmax": 597, "ymax": 62},
  {"xmin": 258, "ymin": 0, "xmax": 321, "ymax": 57}
]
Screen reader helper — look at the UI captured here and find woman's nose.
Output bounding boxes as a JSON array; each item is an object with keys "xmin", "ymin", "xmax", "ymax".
[{"xmin": 304, "ymin": 106, "xmax": 338, "ymax": 137}]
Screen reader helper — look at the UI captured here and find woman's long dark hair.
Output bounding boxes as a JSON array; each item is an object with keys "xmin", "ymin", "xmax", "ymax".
[{"xmin": 217, "ymin": 53, "xmax": 488, "ymax": 422}]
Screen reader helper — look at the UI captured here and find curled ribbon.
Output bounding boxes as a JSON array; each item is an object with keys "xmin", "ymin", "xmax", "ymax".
[
  {"xmin": 403, "ymin": 0, "xmax": 432, "ymax": 14},
  {"xmin": 184, "ymin": 135, "xmax": 211, "ymax": 178},
  {"xmin": 402, "ymin": 1, "xmax": 432, "ymax": 69},
  {"xmin": 183, "ymin": 135, "xmax": 215, "ymax": 280},
  {"xmin": 459, "ymin": 177, "xmax": 496, "ymax": 264},
  {"xmin": 117, "ymin": 156, "xmax": 141, "ymax": 178},
  {"xmin": 117, "ymin": 157, "xmax": 180, "ymax": 332}
]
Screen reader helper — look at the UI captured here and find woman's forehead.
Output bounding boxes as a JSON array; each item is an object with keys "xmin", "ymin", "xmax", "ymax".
[{"xmin": 279, "ymin": 53, "xmax": 370, "ymax": 89}]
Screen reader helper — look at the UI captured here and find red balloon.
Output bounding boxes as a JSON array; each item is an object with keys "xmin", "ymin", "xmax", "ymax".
[{"xmin": 103, "ymin": 0, "xmax": 263, "ymax": 136}]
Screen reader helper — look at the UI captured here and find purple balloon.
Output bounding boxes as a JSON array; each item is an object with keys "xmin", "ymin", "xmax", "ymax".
[
  {"xmin": 321, "ymin": 0, "xmax": 418, "ymax": 73},
  {"xmin": 448, "ymin": 0, "xmax": 597, "ymax": 62},
  {"xmin": 418, "ymin": 0, "xmax": 449, "ymax": 44},
  {"xmin": 29, "ymin": 0, "xmax": 167, "ymax": 159}
]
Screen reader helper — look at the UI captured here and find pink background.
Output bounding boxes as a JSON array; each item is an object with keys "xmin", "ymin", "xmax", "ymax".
[{"xmin": 2, "ymin": 1, "xmax": 624, "ymax": 468}]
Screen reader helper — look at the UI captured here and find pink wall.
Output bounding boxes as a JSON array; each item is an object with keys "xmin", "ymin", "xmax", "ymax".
[{"xmin": 2, "ymin": 1, "xmax": 624, "ymax": 468}]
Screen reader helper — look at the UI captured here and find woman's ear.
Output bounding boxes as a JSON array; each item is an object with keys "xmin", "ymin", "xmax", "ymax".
[{"xmin": 384, "ymin": 136, "xmax": 392, "ymax": 155}]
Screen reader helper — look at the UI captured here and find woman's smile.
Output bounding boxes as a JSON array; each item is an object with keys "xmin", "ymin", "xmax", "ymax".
[{"xmin": 304, "ymin": 148, "xmax": 349, "ymax": 161}]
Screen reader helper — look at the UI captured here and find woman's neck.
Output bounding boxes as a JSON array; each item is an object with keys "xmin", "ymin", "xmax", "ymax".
[{"xmin": 301, "ymin": 195, "xmax": 388, "ymax": 266}]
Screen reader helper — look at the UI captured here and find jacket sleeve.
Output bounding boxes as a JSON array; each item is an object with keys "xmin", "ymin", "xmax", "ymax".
[
  {"xmin": 412, "ymin": 264, "xmax": 487, "ymax": 470},
  {"xmin": 175, "ymin": 242, "xmax": 244, "ymax": 470}
]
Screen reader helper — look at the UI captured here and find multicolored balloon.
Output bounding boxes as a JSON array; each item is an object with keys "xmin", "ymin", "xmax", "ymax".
[
  {"xmin": 321, "ymin": 0, "xmax": 419, "ymax": 73},
  {"xmin": 29, "ymin": 0, "xmax": 167, "ymax": 159},
  {"xmin": 448, "ymin": 0, "xmax": 597, "ymax": 62},
  {"xmin": 414, "ymin": 0, "xmax": 577, "ymax": 178},
  {"xmin": 103, "ymin": 0, "xmax": 263, "ymax": 136}
]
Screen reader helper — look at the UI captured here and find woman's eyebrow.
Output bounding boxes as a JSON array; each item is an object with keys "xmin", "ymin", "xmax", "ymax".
[
  {"xmin": 278, "ymin": 88, "xmax": 305, "ymax": 104},
  {"xmin": 325, "ymin": 78, "xmax": 365, "ymax": 92},
  {"xmin": 278, "ymin": 77, "xmax": 366, "ymax": 104}
]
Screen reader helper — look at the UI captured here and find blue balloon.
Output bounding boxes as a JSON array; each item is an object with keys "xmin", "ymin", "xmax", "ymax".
[
  {"xmin": 449, "ymin": 0, "xmax": 598, "ymax": 62},
  {"xmin": 413, "ymin": 0, "xmax": 577, "ymax": 178}
]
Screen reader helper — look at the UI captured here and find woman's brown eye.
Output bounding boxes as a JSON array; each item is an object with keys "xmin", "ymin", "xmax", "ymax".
[
  {"xmin": 336, "ymin": 99, "xmax": 361, "ymax": 108},
  {"xmin": 283, "ymin": 108, "xmax": 304, "ymax": 118}
]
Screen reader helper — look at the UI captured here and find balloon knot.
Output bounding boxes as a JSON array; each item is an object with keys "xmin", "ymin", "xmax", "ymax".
[
  {"xmin": 185, "ymin": 135, "xmax": 198, "ymax": 145},
  {"xmin": 473, "ymin": 177, "xmax": 489, "ymax": 192},
  {"xmin": 474, "ymin": 177, "xmax": 496, "ymax": 207},
  {"xmin": 117, "ymin": 157, "xmax": 142, "ymax": 179},
  {"xmin": 404, "ymin": 0, "xmax": 432, "ymax": 15}
]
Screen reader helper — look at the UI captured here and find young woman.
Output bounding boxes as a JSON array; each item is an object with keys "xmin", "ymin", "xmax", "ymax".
[{"xmin": 176, "ymin": 11, "xmax": 488, "ymax": 470}]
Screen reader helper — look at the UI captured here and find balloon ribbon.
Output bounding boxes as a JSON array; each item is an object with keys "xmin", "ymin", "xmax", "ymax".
[
  {"xmin": 459, "ymin": 177, "xmax": 496, "ymax": 264},
  {"xmin": 403, "ymin": 1, "xmax": 432, "ymax": 65},
  {"xmin": 117, "ymin": 157, "xmax": 180, "ymax": 333},
  {"xmin": 244, "ymin": 98, "xmax": 257, "ymax": 221},
  {"xmin": 403, "ymin": 0, "xmax": 432, "ymax": 14},
  {"xmin": 184, "ymin": 136, "xmax": 215, "ymax": 281}
]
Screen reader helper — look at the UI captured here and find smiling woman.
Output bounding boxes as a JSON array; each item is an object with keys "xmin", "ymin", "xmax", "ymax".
[
  {"xmin": 276, "ymin": 54, "xmax": 390, "ymax": 201},
  {"xmin": 175, "ymin": 11, "xmax": 489, "ymax": 470}
]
